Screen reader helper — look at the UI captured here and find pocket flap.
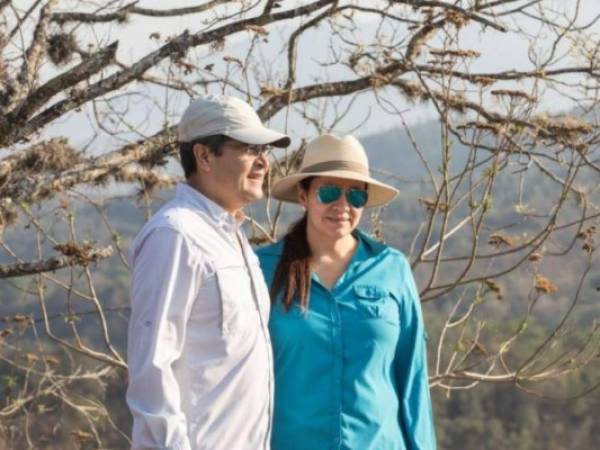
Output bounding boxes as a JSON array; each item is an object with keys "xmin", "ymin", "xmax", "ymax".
[{"xmin": 353, "ymin": 285, "xmax": 387, "ymax": 300}]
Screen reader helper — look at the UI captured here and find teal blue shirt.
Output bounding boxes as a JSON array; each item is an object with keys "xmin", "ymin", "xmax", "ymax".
[{"xmin": 257, "ymin": 231, "xmax": 436, "ymax": 450}]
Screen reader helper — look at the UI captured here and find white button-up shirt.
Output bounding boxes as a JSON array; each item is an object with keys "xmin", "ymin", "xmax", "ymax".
[{"xmin": 127, "ymin": 183, "xmax": 273, "ymax": 450}]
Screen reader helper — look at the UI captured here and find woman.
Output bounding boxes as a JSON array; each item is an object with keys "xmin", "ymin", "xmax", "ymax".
[{"xmin": 257, "ymin": 134, "xmax": 437, "ymax": 450}]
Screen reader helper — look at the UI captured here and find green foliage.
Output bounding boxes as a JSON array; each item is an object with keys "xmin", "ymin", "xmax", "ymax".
[
  {"xmin": 429, "ymin": 320, "xmax": 600, "ymax": 450},
  {"xmin": 433, "ymin": 378, "xmax": 599, "ymax": 450}
]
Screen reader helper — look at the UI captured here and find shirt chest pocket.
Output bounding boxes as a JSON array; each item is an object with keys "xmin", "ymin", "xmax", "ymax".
[
  {"xmin": 216, "ymin": 265, "xmax": 255, "ymax": 335},
  {"xmin": 352, "ymin": 285, "xmax": 401, "ymax": 326}
]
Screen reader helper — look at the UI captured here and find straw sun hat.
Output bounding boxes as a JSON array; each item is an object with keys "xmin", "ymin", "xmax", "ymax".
[{"xmin": 271, "ymin": 134, "xmax": 399, "ymax": 208}]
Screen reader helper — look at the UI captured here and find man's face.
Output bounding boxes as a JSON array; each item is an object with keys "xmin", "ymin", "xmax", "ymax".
[{"xmin": 208, "ymin": 139, "xmax": 270, "ymax": 212}]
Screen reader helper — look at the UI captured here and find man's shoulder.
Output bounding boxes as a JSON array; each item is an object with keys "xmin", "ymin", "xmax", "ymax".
[
  {"xmin": 131, "ymin": 199, "xmax": 215, "ymax": 257},
  {"xmin": 142, "ymin": 199, "xmax": 213, "ymax": 235}
]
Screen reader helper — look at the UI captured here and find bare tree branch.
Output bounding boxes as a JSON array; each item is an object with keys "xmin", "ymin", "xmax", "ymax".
[
  {"xmin": 51, "ymin": 0, "xmax": 237, "ymax": 24},
  {"xmin": 10, "ymin": 41, "xmax": 118, "ymax": 121},
  {"xmin": 0, "ymin": 246, "xmax": 113, "ymax": 279}
]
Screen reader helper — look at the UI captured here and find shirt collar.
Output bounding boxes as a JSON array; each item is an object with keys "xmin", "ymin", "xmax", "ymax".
[
  {"xmin": 176, "ymin": 182, "xmax": 244, "ymax": 232},
  {"xmin": 353, "ymin": 229, "xmax": 388, "ymax": 256},
  {"xmin": 257, "ymin": 229, "xmax": 386, "ymax": 259}
]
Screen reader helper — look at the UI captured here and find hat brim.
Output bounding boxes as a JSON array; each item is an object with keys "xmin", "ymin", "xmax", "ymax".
[
  {"xmin": 271, "ymin": 170, "xmax": 399, "ymax": 208},
  {"xmin": 226, "ymin": 126, "xmax": 290, "ymax": 148}
]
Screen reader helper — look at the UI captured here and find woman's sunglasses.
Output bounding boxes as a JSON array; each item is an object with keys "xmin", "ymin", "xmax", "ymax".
[{"xmin": 316, "ymin": 185, "xmax": 369, "ymax": 208}]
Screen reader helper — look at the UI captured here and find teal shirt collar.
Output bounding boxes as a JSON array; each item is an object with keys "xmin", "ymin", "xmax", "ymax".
[{"xmin": 258, "ymin": 228, "xmax": 387, "ymax": 258}]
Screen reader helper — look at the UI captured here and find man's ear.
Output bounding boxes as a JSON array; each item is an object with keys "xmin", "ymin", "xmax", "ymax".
[{"xmin": 193, "ymin": 143, "xmax": 212, "ymax": 172}]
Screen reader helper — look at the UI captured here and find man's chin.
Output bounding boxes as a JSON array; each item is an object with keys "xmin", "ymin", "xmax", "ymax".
[{"xmin": 243, "ymin": 188, "xmax": 264, "ymax": 203}]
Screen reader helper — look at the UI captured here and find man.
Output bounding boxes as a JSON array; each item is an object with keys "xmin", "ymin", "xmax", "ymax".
[{"xmin": 126, "ymin": 95, "xmax": 290, "ymax": 450}]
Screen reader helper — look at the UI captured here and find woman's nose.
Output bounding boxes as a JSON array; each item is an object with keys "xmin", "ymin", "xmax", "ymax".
[{"xmin": 331, "ymin": 192, "xmax": 349, "ymax": 209}]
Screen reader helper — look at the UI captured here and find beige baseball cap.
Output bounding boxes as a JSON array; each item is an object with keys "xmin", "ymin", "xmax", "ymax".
[
  {"xmin": 271, "ymin": 134, "xmax": 398, "ymax": 208},
  {"xmin": 177, "ymin": 94, "xmax": 290, "ymax": 147}
]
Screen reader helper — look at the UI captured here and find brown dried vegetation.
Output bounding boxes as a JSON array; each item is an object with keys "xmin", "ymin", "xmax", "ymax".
[
  {"xmin": 46, "ymin": 32, "xmax": 78, "ymax": 66},
  {"xmin": 534, "ymin": 274, "xmax": 558, "ymax": 295},
  {"xmin": 488, "ymin": 233, "xmax": 514, "ymax": 247},
  {"xmin": 0, "ymin": 1, "xmax": 598, "ymax": 447}
]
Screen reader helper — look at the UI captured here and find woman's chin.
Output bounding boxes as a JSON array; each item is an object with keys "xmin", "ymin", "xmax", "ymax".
[{"xmin": 323, "ymin": 224, "xmax": 353, "ymax": 238}]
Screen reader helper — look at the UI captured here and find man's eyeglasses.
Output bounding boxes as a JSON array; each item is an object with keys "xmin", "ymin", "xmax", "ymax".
[
  {"xmin": 225, "ymin": 141, "xmax": 271, "ymax": 157},
  {"xmin": 244, "ymin": 144, "xmax": 271, "ymax": 157},
  {"xmin": 316, "ymin": 185, "xmax": 368, "ymax": 208}
]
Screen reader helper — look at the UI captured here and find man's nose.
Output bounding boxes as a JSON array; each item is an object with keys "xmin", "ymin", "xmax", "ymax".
[{"xmin": 255, "ymin": 152, "xmax": 269, "ymax": 170}]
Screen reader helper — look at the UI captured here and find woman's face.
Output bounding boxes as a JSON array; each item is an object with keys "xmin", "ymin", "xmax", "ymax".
[{"xmin": 299, "ymin": 176, "xmax": 366, "ymax": 241}]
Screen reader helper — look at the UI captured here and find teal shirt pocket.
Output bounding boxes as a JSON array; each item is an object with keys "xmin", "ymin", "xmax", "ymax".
[{"xmin": 351, "ymin": 285, "xmax": 401, "ymax": 326}]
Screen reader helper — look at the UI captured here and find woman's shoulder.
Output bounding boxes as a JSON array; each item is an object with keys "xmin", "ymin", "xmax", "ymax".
[
  {"xmin": 255, "ymin": 240, "xmax": 284, "ymax": 281},
  {"xmin": 356, "ymin": 230, "xmax": 409, "ymax": 264},
  {"xmin": 255, "ymin": 239, "xmax": 285, "ymax": 259}
]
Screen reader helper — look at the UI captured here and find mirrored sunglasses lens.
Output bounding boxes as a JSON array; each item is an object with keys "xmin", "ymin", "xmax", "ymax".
[
  {"xmin": 347, "ymin": 189, "xmax": 368, "ymax": 208},
  {"xmin": 317, "ymin": 185, "xmax": 342, "ymax": 204}
]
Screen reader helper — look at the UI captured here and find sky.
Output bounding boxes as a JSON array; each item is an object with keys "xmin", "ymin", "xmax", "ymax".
[{"xmin": 6, "ymin": 0, "xmax": 600, "ymax": 155}]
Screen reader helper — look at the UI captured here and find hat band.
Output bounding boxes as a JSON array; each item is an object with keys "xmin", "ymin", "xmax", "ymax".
[{"xmin": 300, "ymin": 160, "xmax": 369, "ymax": 176}]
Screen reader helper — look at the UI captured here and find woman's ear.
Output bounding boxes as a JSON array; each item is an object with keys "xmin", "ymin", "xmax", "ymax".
[
  {"xmin": 298, "ymin": 186, "xmax": 309, "ymax": 208},
  {"xmin": 193, "ymin": 143, "xmax": 211, "ymax": 172}
]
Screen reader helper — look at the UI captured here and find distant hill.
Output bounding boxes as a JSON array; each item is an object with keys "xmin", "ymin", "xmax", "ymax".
[
  {"xmin": 2, "ymin": 119, "xmax": 598, "ymax": 450},
  {"xmin": 2, "ymin": 118, "xmax": 598, "ymax": 334}
]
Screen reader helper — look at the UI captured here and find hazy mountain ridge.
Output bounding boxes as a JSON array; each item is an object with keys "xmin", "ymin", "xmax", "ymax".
[
  {"xmin": 1, "ymin": 119, "xmax": 598, "ymax": 450},
  {"xmin": 2, "ymin": 118, "xmax": 598, "ymax": 327}
]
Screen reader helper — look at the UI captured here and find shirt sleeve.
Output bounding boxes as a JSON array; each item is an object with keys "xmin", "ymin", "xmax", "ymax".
[
  {"xmin": 395, "ymin": 258, "xmax": 437, "ymax": 450},
  {"xmin": 127, "ymin": 227, "xmax": 201, "ymax": 450}
]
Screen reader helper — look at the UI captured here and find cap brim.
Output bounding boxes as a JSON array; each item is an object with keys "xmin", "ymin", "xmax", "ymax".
[
  {"xmin": 270, "ymin": 170, "xmax": 399, "ymax": 208},
  {"xmin": 226, "ymin": 126, "xmax": 290, "ymax": 148}
]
